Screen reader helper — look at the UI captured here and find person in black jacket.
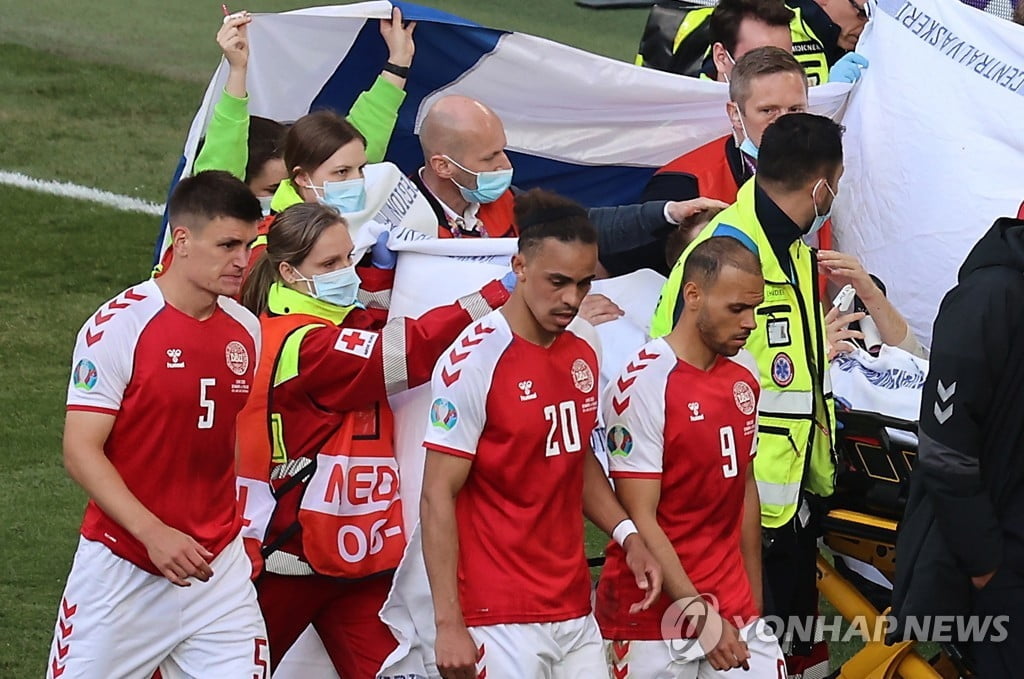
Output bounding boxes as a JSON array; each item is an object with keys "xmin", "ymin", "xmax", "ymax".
[{"xmin": 891, "ymin": 216, "xmax": 1024, "ymax": 676}]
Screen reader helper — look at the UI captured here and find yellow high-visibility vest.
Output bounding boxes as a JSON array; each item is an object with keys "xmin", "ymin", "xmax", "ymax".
[
  {"xmin": 636, "ymin": 5, "xmax": 830, "ymax": 86},
  {"xmin": 651, "ymin": 179, "xmax": 836, "ymax": 527}
]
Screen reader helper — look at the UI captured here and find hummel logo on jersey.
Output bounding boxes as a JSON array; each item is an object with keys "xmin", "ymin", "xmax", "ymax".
[
  {"xmin": 85, "ymin": 286, "xmax": 149, "ymax": 347},
  {"xmin": 518, "ymin": 380, "xmax": 537, "ymax": 401},
  {"xmin": 166, "ymin": 348, "xmax": 185, "ymax": 368},
  {"xmin": 612, "ymin": 350, "xmax": 660, "ymax": 415},
  {"xmin": 688, "ymin": 401, "xmax": 704, "ymax": 422},
  {"xmin": 934, "ymin": 380, "xmax": 956, "ymax": 424}
]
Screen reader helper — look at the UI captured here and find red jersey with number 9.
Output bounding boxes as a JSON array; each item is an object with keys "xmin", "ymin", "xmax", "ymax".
[
  {"xmin": 423, "ymin": 310, "xmax": 601, "ymax": 627},
  {"xmin": 66, "ymin": 280, "xmax": 260, "ymax": 575},
  {"xmin": 596, "ymin": 338, "xmax": 761, "ymax": 640}
]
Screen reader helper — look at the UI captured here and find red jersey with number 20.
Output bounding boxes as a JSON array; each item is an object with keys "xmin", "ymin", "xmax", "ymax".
[
  {"xmin": 66, "ymin": 279, "xmax": 260, "ymax": 575},
  {"xmin": 423, "ymin": 310, "xmax": 601, "ymax": 627},
  {"xmin": 596, "ymin": 338, "xmax": 761, "ymax": 640}
]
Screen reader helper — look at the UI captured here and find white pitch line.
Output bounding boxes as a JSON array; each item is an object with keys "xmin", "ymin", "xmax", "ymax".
[{"xmin": 0, "ymin": 171, "xmax": 165, "ymax": 216}]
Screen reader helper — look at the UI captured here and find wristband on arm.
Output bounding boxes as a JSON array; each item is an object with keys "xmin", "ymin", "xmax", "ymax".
[
  {"xmin": 612, "ymin": 519, "xmax": 639, "ymax": 547},
  {"xmin": 382, "ymin": 62, "xmax": 410, "ymax": 78}
]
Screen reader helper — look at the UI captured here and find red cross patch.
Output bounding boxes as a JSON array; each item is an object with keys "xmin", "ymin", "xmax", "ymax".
[{"xmin": 333, "ymin": 328, "xmax": 378, "ymax": 359}]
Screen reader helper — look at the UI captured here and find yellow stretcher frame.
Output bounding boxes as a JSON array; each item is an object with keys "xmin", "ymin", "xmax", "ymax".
[
  {"xmin": 817, "ymin": 507, "xmax": 964, "ymax": 678},
  {"xmin": 817, "ymin": 554, "xmax": 947, "ymax": 678},
  {"xmin": 813, "ymin": 408, "xmax": 970, "ymax": 678}
]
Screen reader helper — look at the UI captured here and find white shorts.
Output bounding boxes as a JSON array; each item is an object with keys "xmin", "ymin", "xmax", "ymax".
[
  {"xmin": 605, "ymin": 619, "xmax": 785, "ymax": 679},
  {"xmin": 47, "ymin": 535, "xmax": 268, "ymax": 679},
  {"xmin": 468, "ymin": 614, "xmax": 610, "ymax": 679}
]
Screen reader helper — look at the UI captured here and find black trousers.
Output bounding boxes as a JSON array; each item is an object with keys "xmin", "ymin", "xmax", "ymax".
[
  {"xmin": 762, "ymin": 505, "xmax": 821, "ymax": 654},
  {"xmin": 970, "ymin": 566, "xmax": 1024, "ymax": 678}
]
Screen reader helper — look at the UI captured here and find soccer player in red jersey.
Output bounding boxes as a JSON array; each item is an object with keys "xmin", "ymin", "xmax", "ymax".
[
  {"xmin": 597, "ymin": 236, "xmax": 786, "ymax": 677},
  {"xmin": 48, "ymin": 171, "xmax": 269, "ymax": 679},
  {"xmin": 421, "ymin": 189, "xmax": 663, "ymax": 679}
]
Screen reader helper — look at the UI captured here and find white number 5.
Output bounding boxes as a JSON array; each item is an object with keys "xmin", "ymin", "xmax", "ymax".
[
  {"xmin": 720, "ymin": 426, "xmax": 738, "ymax": 478},
  {"xmin": 198, "ymin": 378, "xmax": 216, "ymax": 429}
]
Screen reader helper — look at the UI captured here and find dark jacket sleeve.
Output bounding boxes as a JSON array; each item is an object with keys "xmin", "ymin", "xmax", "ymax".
[
  {"xmin": 916, "ymin": 270, "xmax": 1012, "ymax": 576},
  {"xmin": 639, "ymin": 172, "xmax": 700, "ymax": 203},
  {"xmin": 587, "ymin": 201, "xmax": 673, "ymax": 262}
]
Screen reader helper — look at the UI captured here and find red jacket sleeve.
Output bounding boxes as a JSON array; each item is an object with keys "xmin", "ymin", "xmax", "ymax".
[{"xmin": 290, "ymin": 279, "xmax": 509, "ymax": 413}]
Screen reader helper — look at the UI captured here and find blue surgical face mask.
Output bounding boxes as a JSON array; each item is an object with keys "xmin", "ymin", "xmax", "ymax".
[
  {"xmin": 444, "ymin": 155, "xmax": 514, "ymax": 204},
  {"xmin": 808, "ymin": 178, "xmax": 837, "ymax": 236},
  {"xmin": 293, "ymin": 265, "xmax": 361, "ymax": 308},
  {"xmin": 731, "ymin": 104, "xmax": 759, "ymax": 161},
  {"xmin": 739, "ymin": 136, "xmax": 759, "ymax": 161},
  {"xmin": 257, "ymin": 195, "xmax": 273, "ymax": 218},
  {"xmin": 306, "ymin": 177, "xmax": 367, "ymax": 214}
]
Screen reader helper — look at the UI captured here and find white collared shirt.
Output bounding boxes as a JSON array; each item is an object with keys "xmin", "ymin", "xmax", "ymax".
[{"xmin": 418, "ymin": 168, "xmax": 485, "ymax": 237}]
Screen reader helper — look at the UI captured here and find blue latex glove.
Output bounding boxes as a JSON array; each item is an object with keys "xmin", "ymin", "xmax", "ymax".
[
  {"xmin": 500, "ymin": 270, "xmax": 518, "ymax": 293},
  {"xmin": 829, "ymin": 52, "xmax": 869, "ymax": 84},
  {"xmin": 370, "ymin": 231, "xmax": 398, "ymax": 270}
]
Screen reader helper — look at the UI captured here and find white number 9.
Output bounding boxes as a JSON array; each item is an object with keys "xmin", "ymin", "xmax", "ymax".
[{"xmin": 720, "ymin": 425, "xmax": 738, "ymax": 479}]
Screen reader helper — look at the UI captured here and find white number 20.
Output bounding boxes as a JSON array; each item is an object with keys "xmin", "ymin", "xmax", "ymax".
[
  {"xmin": 198, "ymin": 378, "xmax": 216, "ymax": 429},
  {"xmin": 720, "ymin": 425, "xmax": 738, "ymax": 478},
  {"xmin": 543, "ymin": 401, "xmax": 582, "ymax": 457}
]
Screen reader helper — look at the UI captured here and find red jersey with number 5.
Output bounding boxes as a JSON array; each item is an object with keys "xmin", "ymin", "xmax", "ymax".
[
  {"xmin": 596, "ymin": 338, "xmax": 761, "ymax": 639},
  {"xmin": 423, "ymin": 310, "xmax": 601, "ymax": 626},
  {"xmin": 66, "ymin": 279, "xmax": 260, "ymax": 574}
]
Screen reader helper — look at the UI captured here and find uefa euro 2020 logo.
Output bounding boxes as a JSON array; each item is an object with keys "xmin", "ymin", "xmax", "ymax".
[{"xmin": 430, "ymin": 398, "xmax": 459, "ymax": 431}]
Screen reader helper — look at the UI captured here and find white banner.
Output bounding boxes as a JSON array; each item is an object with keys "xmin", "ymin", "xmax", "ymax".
[
  {"xmin": 345, "ymin": 162, "xmax": 440, "ymax": 262},
  {"xmin": 834, "ymin": 0, "xmax": 1024, "ymax": 345}
]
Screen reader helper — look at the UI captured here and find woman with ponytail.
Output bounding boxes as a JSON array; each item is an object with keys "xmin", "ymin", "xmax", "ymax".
[{"xmin": 235, "ymin": 203, "xmax": 513, "ymax": 677}]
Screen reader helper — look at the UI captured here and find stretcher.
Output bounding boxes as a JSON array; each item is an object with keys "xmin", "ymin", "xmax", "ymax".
[{"xmin": 820, "ymin": 409, "xmax": 972, "ymax": 678}]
